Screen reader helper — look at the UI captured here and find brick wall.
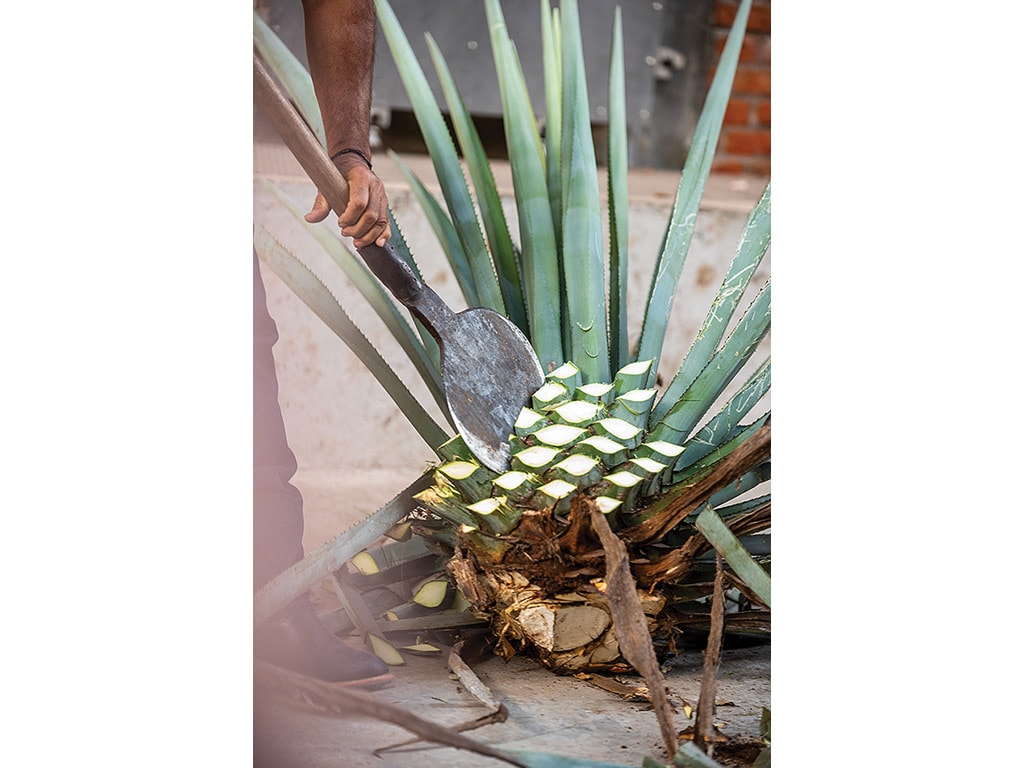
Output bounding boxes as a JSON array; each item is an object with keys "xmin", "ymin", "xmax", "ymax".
[{"xmin": 709, "ymin": 0, "xmax": 770, "ymax": 176}]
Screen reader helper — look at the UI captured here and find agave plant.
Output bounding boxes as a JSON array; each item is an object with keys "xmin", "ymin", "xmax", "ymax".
[{"xmin": 254, "ymin": 0, "xmax": 769, "ymax": 675}]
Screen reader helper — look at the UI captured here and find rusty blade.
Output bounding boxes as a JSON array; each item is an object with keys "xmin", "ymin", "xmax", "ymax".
[{"xmin": 440, "ymin": 308, "xmax": 544, "ymax": 471}]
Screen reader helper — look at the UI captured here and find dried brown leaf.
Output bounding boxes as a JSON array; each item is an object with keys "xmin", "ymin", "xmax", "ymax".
[{"xmin": 586, "ymin": 496, "xmax": 678, "ymax": 757}]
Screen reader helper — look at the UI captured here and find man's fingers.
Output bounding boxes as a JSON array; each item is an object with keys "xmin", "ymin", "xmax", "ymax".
[
  {"xmin": 303, "ymin": 166, "xmax": 391, "ymax": 247},
  {"xmin": 344, "ymin": 217, "xmax": 391, "ymax": 249},
  {"xmin": 304, "ymin": 191, "xmax": 331, "ymax": 223}
]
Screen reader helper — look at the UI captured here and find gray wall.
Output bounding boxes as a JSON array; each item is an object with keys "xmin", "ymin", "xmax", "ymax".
[{"xmin": 264, "ymin": 0, "xmax": 713, "ymax": 169}]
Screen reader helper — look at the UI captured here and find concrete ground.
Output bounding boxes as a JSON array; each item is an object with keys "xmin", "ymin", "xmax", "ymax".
[
  {"xmin": 254, "ymin": 643, "xmax": 770, "ymax": 768},
  {"xmin": 253, "ymin": 127, "xmax": 770, "ymax": 767}
]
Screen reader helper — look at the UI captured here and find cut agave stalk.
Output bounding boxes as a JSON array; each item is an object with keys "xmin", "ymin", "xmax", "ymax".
[
  {"xmin": 573, "ymin": 434, "xmax": 630, "ymax": 467},
  {"xmin": 412, "ymin": 576, "xmax": 452, "ymax": 608},
  {"xmin": 593, "ymin": 496, "xmax": 623, "ymax": 515},
  {"xmin": 548, "ymin": 453, "xmax": 603, "ymax": 488},
  {"xmin": 467, "ymin": 495, "xmax": 521, "ymax": 534},
  {"xmin": 593, "ymin": 469, "xmax": 644, "ymax": 510},
  {"xmin": 511, "ymin": 444, "xmax": 563, "ymax": 473},
  {"xmin": 368, "ymin": 633, "xmax": 406, "ymax": 666},
  {"xmin": 349, "ymin": 533, "xmax": 436, "ymax": 576},
  {"xmin": 592, "ymin": 417, "xmax": 643, "ymax": 449},
  {"xmin": 608, "ymin": 387, "xmax": 657, "ymax": 429},
  {"xmin": 514, "ymin": 407, "xmax": 550, "ymax": 437},
  {"xmin": 413, "ymin": 484, "xmax": 480, "ymax": 528},
  {"xmin": 533, "ymin": 423, "xmax": 587, "ymax": 448},
  {"xmin": 546, "ymin": 360, "xmax": 582, "ymax": 392},
  {"xmin": 402, "ymin": 643, "xmax": 443, "ymax": 655},
  {"xmin": 626, "ymin": 456, "xmax": 669, "ymax": 497},
  {"xmin": 532, "ymin": 381, "xmax": 570, "ymax": 411},
  {"xmin": 435, "ymin": 433, "xmax": 476, "ymax": 463},
  {"xmin": 574, "ymin": 381, "xmax": 616, "ymax": 404},
  {"xmin": 531, "ymin": 478, "xmax": 577, "ymax": 513},
  {"xmin": 551, "ymin": 399, "xmax": 604, "ymax": 426},
  {"xmin": 385, "ymin": 520, "xmax": 414, "ymax": 542},
  {"xmin": 492, "ymin": 469, "xmax": 541, "ymax": 502},
  {"xmin": 613, "ymin": 359, "xmax": 653, "ymax": 394},
  {"xmin": 635, "ymin": 439, "xmax": 685, "ymax": 465},
  {"xmin": 436, "ymin": 460, "xmax": 496, "ymax": 501}
]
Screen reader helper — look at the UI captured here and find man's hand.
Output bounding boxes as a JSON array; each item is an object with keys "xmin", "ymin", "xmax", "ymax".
[{"xmin": 305, "ymin": 161, "xmax": 392, "ymax": 249}]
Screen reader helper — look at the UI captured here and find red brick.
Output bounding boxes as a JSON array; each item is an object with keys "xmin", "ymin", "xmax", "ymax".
[
  {"xmin": 714, "ymin": 34, "xmax": 761, "ymax": 62},
  {"xmin": 731, "ymin": 68, "xmax": 771, "ymax": 95},
  {"xmin": 713, "ymin": 1, "xmax": 771, "ymax": 33},
  {"xmin": 755, "ymin": 100, "xmax": 771, "ymax": 125},
  {"xmin": 724, "ymin": 99, "xmax": 749, "ymax": 125},
  {"xmin": 712, "ymin": 159, "xmax": 744, "ymax": 174},
  {"xmin": 724, "ymin": 129, "xmax": 770, "ymax": 156},
  {"xmin": 748, "ymin": 5, "xmax": 771, "ymax": 33}
]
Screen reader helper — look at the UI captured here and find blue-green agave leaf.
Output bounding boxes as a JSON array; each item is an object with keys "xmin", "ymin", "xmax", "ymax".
[
  {"xmin": 388, "ymin": 150, "xmax": 481, "ymax": 308},
  {"xmin": 253, "ymin": 11, "xmax": 325, "ymax": 146},
  {"xmin": 558, "ymin": 0, "xmax": 609, "ymax": 382},
  {"xmin": 634, "ymin": 0, "xmax": 753, "ymax": 383},
  {"xmin": 374, "ymin": 0, "xmax": 505, "ymax": 315},
  {"xmin": 653, "ymin": 182, "xmax": 770, "ymax": 423},
  {"xmin": 607, "ymin": 6, "xmax": 630, "ymax": 375},
  {"xmin": 484, "ymin": 0, "xmax": 563, "ymax": 371},
  {"xmin": 541, "ymin": 0, "xmax": 563, "ymax": 251},
  {"xmin": 425, "ymin": 33, "xmax": 528, "ymax": 333},
  {"xmin": 509, "ymin": 749, "xmax": 642, "ymax": 768},
  {"xmin": 652, "ymin": 279, "xmax": 770, "ymax": 443},
  {"xmin": 694, "ymin": 504, "xmax": 771, "ymax": 608},
  {"xmin": 674, "ymin": 357, "xmax": 770, "ymax": 472},
  {"xmin": 254, "ymin": 226, "xmax": 450, "ymax": 451}
]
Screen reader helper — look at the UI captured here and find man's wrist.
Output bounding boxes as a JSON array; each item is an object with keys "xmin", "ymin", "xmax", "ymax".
[{"xmin": 329, "ymin": 147, "xmax": 373, "ymax": 170}]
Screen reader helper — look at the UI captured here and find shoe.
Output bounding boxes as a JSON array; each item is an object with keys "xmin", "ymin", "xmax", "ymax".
[{"xmin": 254, "ymin": 596, "xmax": 394, "ymax": 689}]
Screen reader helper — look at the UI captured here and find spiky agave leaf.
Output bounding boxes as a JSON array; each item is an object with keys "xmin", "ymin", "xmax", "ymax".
[{"xmin": 373, "ymin": 0, "xmax": 505, "ymax": 316}]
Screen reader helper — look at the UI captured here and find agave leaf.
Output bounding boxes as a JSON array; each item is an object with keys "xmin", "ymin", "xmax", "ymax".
[
  {"xmin": 673, "ymin": 358, "xmax": 771, "ymax": 471},
  {"xmin": 259, "ymin": 180, "xmax": 448, "ymax": 419},
  {"xmin": 672, "ymin": 741, "xmax": 729, "ymax": 768},
  {"xmin": 253, "ymin": 11, "xmax": 325, "ymax": 146},
  {"xmin": 694, "ymin": 504, "xmax": 771, "ymax": 608},
  {"xmin": 508, "ymin": 751, "xmax": 639, "ymax": 768},
  {"xmin": 374, "ymin": 0, "xmax": 505, "ymax": 315},
  {"xmin": 626, "ymin": 413, "xmax": 769, "ymax": 530},
  {"xmin": 691, "ymin": 494, "xmax": 771, "ymax": 528},
  {"xmin": 387, "ymin": 150, "xmax": 481, "ymax": 308},
  {"xmin": 653, "ymin": 183, "xmax": 771, "ymax": 423},
  {"xmin": 708, "ymin": 463, "xmax": 770, "ymax": 508},
  {"xmin": 484, "ymin": 0, "xmax": 563, "ymax": 372},
  {"xmin": 607, "ymin": 6, "xmax": 630, "ymax": 374},
  {"xmin": 634, "ymin": 0, "xmax": 754, "ymax": 383},
  {"xmin": 540, "ymin": 0, "xmax": 563, "ymax": 249},
  {"xmin": 558, "ymin": 0, "xmax": 609, "ymax": 383},
  {"xmin": 254, "ymin": 226, "xmax": 449, "ymax": 451},
  {"xmin": 425, "ymin": 33, "xmax": 528, "ymax": 333},
  {"xmin": 672, "ymin": 413, "xmax": 770, "ymax": 488},
  {"xmin": 652, "ymin": 280, "xmax": 771, "ymax": 442},
  {"xmin": 381, "ymin": 207, "xmax": 444, "ymax": 372}
]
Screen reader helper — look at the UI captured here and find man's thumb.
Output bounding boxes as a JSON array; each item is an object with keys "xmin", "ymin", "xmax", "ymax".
[{"xmin": 304, "ymin": 191, "xmax": 331, "ymax": 223}]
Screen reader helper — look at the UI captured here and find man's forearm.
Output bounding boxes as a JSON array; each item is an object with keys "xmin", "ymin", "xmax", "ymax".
[{"xmin": 302, "ymin": 0, "xmax": 377, "ymax": 161}]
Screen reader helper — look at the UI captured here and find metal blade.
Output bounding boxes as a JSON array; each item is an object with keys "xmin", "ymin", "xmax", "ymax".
[{"xmin": 442, "ymin": 308, "xmax": 545, "ymax": 472}]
